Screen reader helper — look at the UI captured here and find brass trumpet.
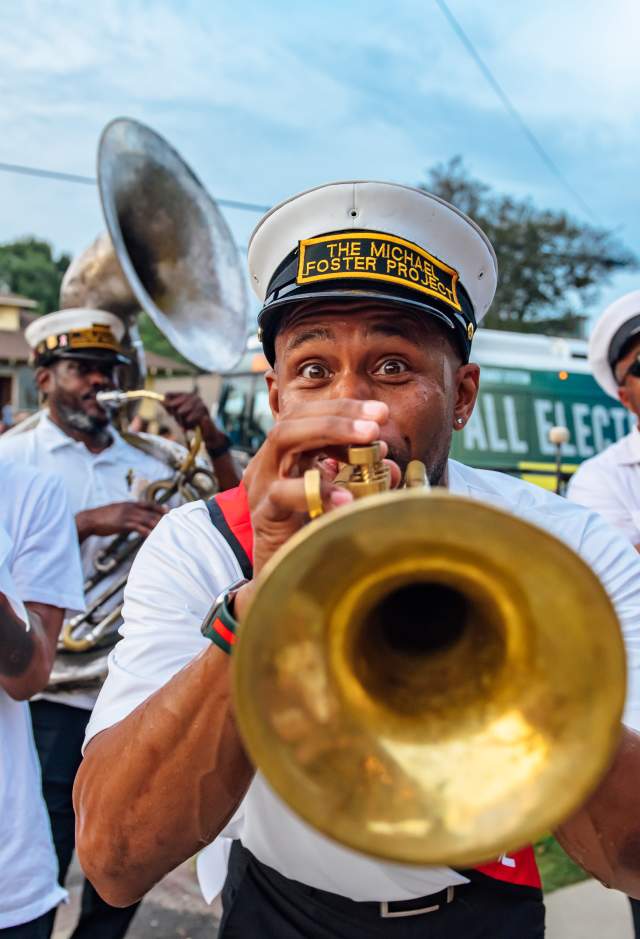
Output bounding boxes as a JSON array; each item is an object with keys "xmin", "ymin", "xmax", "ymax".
[{"xmin": 233, "ymin": 444, "xmax": 626, "ymax": 867}]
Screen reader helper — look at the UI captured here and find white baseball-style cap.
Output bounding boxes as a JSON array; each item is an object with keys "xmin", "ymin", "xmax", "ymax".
[
  {"xmin": 25, "ymin": 308, "xmax": 130, "ymax": 366},
  {"xmin": 589, "ymin": 289, "xmax": 640, "ymax": 399},
  {"xmin": 248, "ymin": 181, "xmax": 498, "ymax": 365}
]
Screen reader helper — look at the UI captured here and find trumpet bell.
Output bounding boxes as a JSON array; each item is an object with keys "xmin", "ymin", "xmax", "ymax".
[
  {"xmin": 97, "ymin": 117, "xmax": 249, "ymax": 372},
  {"xmin": 233, "ymin": 489, "xmax": 626, "ymax": 867}
]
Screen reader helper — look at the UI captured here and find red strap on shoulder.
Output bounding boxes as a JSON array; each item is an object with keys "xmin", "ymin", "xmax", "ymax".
[{"xmin": 214, "ymin": 481, "xmax": 254, "ymax": 564}]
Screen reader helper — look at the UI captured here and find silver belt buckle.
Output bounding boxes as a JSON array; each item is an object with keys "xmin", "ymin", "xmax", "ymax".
[{"xmin": 379, "ymin": 885, "xmax": 455, "ymax": 918}]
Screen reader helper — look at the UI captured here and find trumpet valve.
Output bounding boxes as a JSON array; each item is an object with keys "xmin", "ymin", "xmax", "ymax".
[{"xmin": 343, "ymin": 442, "xmax": 390, "ymax": 498}]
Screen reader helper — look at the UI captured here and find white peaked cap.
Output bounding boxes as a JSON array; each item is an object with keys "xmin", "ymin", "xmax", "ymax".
[
  {"xmin": 248, "ymin": 181, "xmax": 497, "ymax": 363},
  {"xmin": 589, "ymin": 290, "xmax": 640, "ymax": 399},
  {"xmin": 249, "ymin": 181, "xmax": 497, "ymax": 314},
  {"xmin": 25, "ymin": 308, "xmax": 128, "ymax": 364},
  {"xmin": 25, "ymin": 308, "xmax": 125, "ymax": 349}
]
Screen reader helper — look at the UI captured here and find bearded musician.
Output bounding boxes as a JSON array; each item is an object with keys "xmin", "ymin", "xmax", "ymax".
[
  {"xmin": 76, "ymin": 183, "xmax": 640, "ymax": 938},
  {"xmin": 0, "ymin": 307, "xmax": 240, "ymax": 939}
]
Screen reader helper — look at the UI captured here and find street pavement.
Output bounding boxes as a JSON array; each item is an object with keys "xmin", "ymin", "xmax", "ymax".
[
  {"xmin": 52, "ymin": 859, "xmax": 221, "ymax": 939},
  {"xmin": 53, "ymin": 860, "xmax": 634, "ymax": 938},
  {"xmin": 546, "ymin": 879, "xmax": 634, "ymax": 938}
]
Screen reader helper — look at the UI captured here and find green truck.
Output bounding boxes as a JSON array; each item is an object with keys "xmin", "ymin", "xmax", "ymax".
[{"xmin": 217, "ymin": 329, "xmax": 634, "ymax": 489}]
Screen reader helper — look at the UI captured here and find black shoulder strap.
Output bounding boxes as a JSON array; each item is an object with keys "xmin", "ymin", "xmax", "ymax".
[{"xmin": 206, "ymin": 497, "xmax": 253, "ymax": 580}]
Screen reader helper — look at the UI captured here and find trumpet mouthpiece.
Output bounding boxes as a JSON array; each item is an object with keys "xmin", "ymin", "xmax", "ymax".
[{"xmin": 96, "ymin": 391, "xmax": 125, "ymax": 406}]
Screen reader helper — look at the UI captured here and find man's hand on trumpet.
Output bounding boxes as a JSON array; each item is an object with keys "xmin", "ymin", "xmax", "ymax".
[{"xmin": 234, "ymin": 398, "xmax": 401, "ymax": 619}]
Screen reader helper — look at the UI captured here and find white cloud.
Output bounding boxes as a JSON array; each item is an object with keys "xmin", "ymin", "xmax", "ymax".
[{"xmin": 0, "ymin": 0, "xmax": 637, "ymax": 333}]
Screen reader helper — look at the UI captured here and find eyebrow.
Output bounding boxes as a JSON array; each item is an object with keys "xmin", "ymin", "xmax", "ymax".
[
  {"xmin": 365, "ymin": 318, "xmax": 426, "ymax": 342},
  {"xmin": 284, "ymin": 326, "xmax": 335, "ymax": 353},
  {"xmin": 282, "ymin": 313, "xmax": 440, "ymax": 354}
]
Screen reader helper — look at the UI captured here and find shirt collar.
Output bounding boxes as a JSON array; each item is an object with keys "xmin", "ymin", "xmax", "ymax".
[
  {"xmin": 446, "ymin": 460, "xmax": 469, "ymax": 496},
  {"xmin": 614, "ymin": 426, "xmax": 640, "ymax": 466},
  {"xmin": 39, "ymin": 412, "xmax": 123, "ymax": 462}
]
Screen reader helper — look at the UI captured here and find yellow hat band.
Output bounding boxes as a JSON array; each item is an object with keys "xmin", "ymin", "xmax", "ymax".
[
  {"xmin": 36, "ymin": 323, "xmax": 123, "ymax": 358},
  {"xmin": 296, "ymin": 231, "xmax": 462, "ymax": 313}
]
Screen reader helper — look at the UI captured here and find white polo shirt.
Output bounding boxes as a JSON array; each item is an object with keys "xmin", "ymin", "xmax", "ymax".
[
  {"xmin": 0, "ymin": 460, "xmax": 84, "ymax": 928},
  {"xmin": 84, "ymin": 460, "xmax": 640, "ymax": 904},
  {"xmin": 568, "ymin": 426, "xmax": 640, "ymax": 545},
  {"xmin": 0, "ymin": 413, "xmax": 183, "ymax": 708}
]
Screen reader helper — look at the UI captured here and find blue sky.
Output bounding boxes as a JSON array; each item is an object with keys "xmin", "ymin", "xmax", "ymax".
[{"xmin": 1, "ymin": 0, "xmax": 639, "ymax": 331}]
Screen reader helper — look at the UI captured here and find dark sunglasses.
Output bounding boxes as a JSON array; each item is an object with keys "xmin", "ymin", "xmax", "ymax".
[
  {"xmin": 58, "ymin": 359, "xmax": 118, "ymax": 381},
  {"xmin": 618, "ymin": 355, "xmax": 640, "ymax": 385}
]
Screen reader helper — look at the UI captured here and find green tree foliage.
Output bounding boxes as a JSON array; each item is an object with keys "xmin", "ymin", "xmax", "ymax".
[
  {"xmin": 137, "ymin": 311, "xmax": 191, "ymax": 366},
  {"xmin": 0, "ymin": 238, "xmax": 71, "ymax": 314},
  {"xmin": 0, "ymin": 238, "xmax": 188, "ymax": 365},
  {"xmin": 422, "ymin": 158, "xmax": 637, "ymax": 336}
]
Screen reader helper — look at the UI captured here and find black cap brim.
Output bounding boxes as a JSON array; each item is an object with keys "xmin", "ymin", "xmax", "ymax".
[
  {"xmin": 258, "ymin": 285, "xmax": 470, "ymax": 367},
  {"xmin": 35, "ymin": 347, "xmax": 131, "ymax": 367}
]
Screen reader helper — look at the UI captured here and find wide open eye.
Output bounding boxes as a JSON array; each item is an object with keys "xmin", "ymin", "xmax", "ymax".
[
  {"xmin": 299, "ymin": 362, "xmax": 331, "ymax": 380},
  {"xmin": 373, "ymin": 358, "xmax": 408, "ymax": 376}
]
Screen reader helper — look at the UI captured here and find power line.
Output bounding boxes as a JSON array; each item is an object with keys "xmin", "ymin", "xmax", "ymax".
[
  {"xmin": 0, "ymin": 161, "xmax": 95, "ymax": 186},
  {"xmin": 434, "ymin": 0, "xmax": 598, "ymax": 223},
  {"xmin": 0, "ymin": 160, "xmax": 270, "ymax": 214}
]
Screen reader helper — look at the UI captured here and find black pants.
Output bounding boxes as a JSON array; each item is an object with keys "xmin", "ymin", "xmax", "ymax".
[
  {"xmin": 29, "ymin": 700, "xmax": 140, "ymax": 939},
  {"xmin": 219, "ymin": 842, "xmax": 546, "ymax": 938},
  {"xmin": 0, "ymin": 909, "xmax": 55, "ymax": 939},
  {"xmin": 630, "ymin": 897, "xmax": 640, "ymax": 936}
]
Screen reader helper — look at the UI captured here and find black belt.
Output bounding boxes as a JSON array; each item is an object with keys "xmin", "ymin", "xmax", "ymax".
[{"xmin": 232, "ymin": 842, "xmax": 461, "ymax": 921}]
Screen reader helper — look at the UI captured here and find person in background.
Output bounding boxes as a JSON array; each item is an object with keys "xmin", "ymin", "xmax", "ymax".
[
  {"xmin": 0, "ymin": 306, "xmax": 239, "ymax": 939},
  {"xmin": 568, "ymin": 288, "xmax": 640, "ymax": 935},
  {"xmin": 0, "ymin": 458, "xmax": 84, "ymax": 937},
  {"xmin": 569, "ymin": 290, "xmax": 640, "ymax": 549}
]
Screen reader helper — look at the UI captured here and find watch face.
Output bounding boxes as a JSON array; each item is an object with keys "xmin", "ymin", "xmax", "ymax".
[{"xmin": 201, "ymin": 579, "xmax": 248, "ymax": 641}]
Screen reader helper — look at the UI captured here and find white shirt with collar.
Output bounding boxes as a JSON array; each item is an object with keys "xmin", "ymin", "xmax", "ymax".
[
  {"xmin": 568, "ymin": 425, "xmax": 640, "ymax": 545},
  {"xmin": 0, "ymin": 460, "xmax": 84, "ymax": 927},
  {"xmin": 0, "ymin": 413, "xmax": 181, "ymax": 709},
  {"xmin": 84, "ymin": 460, "xmax": 640, "ymax": 904}
]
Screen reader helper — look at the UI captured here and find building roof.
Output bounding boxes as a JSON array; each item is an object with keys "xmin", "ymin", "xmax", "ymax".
[{"xmin": 0, "ymin": 293, "xmax": 38, "ymax": 310}]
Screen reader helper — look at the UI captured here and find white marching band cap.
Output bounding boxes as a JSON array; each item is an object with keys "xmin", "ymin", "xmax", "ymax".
[
  {"xmin": 248, "ymin": 181, "xmax": 498, "ymax": 365},
  {"xmin": 589, "ymin": 289, "xmax": 640, "ymax": 399},
  {"xmin": 24, "ymin": 308, "xmax": 130, "ymax": 366}
]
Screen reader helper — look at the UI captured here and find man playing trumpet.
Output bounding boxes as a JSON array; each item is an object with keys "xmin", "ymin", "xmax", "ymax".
[{"xmin": 76, "ymin": 182, "xmax": 640, "ymax": 938}]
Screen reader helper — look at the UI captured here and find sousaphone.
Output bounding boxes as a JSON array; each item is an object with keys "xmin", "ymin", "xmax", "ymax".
[
  {"xmin": 61, "ymin": 116, "xmax": 249, "ymax": 375},
  {"xmin": 49, "ymin": 117, "xmax": 250, "ymax": 684}
]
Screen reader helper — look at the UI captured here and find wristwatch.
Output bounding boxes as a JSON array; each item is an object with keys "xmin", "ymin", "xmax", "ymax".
[
  {"xmin": 207, "ymin": 433, "xmax": 232, "ymax": 460},
  {"xmin": 201, "ymin": 578, "xmax": 249, "ymax": 654}
]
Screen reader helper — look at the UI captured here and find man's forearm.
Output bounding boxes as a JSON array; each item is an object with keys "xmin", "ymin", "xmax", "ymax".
[
  {"xmin": 0, "ymin": 593, "xmax": 35, "ymax": 681},
  {"xmin": 74, "ymin": 643, "xmax": 254, "ymax": 907},
  {"xmin": 555, "ymin": 726, "xmax": 640, "ymax": 897},
  {"xmin": 76, "ymin": 508, "xmax": 97, "ymax": 543},
  {"xmin": 201, "ymin": 417, "xmax": 241, "ymax": 491},
  {"xmin": 210, "ymin": 451, "xmax": 241, "ymax": 491},
  {"xmin": 0, "ymin": 598, "xmax": 61, "ymax": 700}
]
